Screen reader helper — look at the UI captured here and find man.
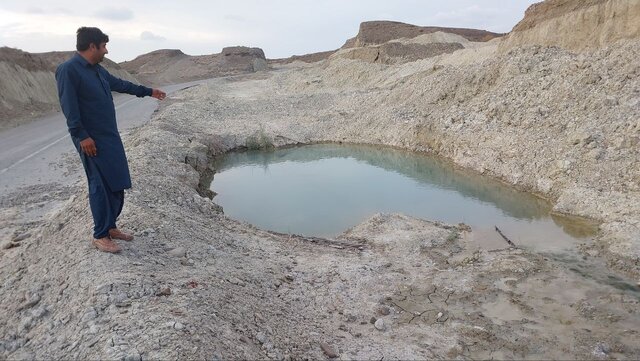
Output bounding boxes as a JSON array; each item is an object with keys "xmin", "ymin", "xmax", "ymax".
[{"xmin": 56, "ymin": 27, "xmax": 166, "ymax": 253}]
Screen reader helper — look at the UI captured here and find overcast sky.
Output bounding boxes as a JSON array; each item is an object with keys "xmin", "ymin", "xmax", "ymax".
[{"xmin": 0, "ymin": 1, "xmax": 539, "ymax": 62}]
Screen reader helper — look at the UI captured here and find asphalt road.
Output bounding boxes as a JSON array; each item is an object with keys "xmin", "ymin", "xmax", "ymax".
[{"xmin": 0, "ymin": 80, "xmax": 202, "ymax": 195}]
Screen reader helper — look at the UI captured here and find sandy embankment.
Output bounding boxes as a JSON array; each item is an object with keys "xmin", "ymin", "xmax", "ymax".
[{"xmin": 0, "ymin": 48, "xmax": 138, "ymax": 131}]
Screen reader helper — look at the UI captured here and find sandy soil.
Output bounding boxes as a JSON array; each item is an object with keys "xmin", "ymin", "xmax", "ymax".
[{"xmin": 1, "ymin": 57, "xmax": 639, "ymax": 358}]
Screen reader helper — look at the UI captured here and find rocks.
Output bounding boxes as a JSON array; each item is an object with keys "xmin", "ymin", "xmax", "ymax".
[
  {"xmin": 320, "ymin": 342, "xmax": 339, "ymax": 358},
  {"xmin": 18, "ymin": 316, "xmax": 33, "ymax": 333},
  {"xmin": 124, "ymin": 350, "xmax": 142, "ymax": 361},
  {"xmin": 11, "ymin": 233, "xmax": 31, "ymax": 242},
  {"xmin": 374, "ymin": 318, "xmax": 386, "ymax": 331},
  {"xmin": 167, "ymin": 247, "xmax": 186, "ymax": 258},
  {"xmin": 17, "ymin": 293, "xmax": 41, "ymax": 311},
  {"xmin": 81, "ymin": 308, "xmax": 98, "ymax": 323},
  {"xmin": 156, "ymin": 287, "xmax": 172, "ymax": 296},
  {"xmin": 255, "ymin": 332, "xmax": 267, "ymax": 344},
  {"xmin": 1, "ymin": 240, "xmax": 19, "ymax": 250}
]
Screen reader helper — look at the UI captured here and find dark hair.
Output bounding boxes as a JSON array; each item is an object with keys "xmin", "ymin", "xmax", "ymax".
[{"xmin": 76, "ymin": 27, "xmax": 109, "ymax": 51}]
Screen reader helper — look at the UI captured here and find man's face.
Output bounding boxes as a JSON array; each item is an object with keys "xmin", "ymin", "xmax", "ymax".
[{"xmin": 91, "ymin": 42, "xmax": 108, "ymax": 63}]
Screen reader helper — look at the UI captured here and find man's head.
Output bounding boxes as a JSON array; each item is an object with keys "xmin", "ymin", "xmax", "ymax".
[{"xmin": 76, "ymin": 27, "xmax": 109, "ymax": 64}]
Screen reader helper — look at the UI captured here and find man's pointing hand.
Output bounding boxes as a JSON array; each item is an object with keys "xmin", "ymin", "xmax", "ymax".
[{"xmin": 152, "ymin": 89, "xmax": 166, "ymax": 100}]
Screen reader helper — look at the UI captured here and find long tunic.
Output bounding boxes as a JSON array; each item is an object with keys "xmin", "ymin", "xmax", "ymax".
[{"xmin": 56, "ymin": 53, "xmax": 152, "ymax": 191}]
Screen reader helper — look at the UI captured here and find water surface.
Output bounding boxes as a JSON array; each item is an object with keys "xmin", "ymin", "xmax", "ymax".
[{"xmin": 210, "ymin": 144, "xmax": 597, "ymax": 252}]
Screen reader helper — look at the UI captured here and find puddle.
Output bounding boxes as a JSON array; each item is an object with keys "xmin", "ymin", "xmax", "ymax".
[{"xmin": 210, "ymin": 144, "xmax": 598, "ymax": 252}]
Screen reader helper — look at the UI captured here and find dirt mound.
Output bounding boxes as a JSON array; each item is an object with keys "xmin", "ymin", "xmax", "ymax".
[
  {"xmin": 342, "ymin": 21, "xmax": 503, "ymax": 48},
  {"xmin": 0, "ymin": 47, "xmax": 138, "ymax": 131},
  {"xmin": 334, "ymin": 22, "xmax": 499, "ymax": 65},
  {"xmin": 500, "ymin": 0, "xmax": 640, "ymax": 51},
  {"xmin": 119, "ymin": 46, "xmax": 268, "ymax": 86},
  {"xmin": 334, "ymin": 41, "xmax": 464, "ymax": 65},
  {"xmin": 269, "ymin": 50, "xmax": 336, "ymax": 64}
]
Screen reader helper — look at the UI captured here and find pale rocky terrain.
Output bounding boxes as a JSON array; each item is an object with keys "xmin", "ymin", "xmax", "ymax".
[
  {"xmin": 1, "ymin": 0, "xmax": 640, "ymax": 360},
  {"xmin": 0, "ymin": 47, "xmax": 138, "ymax": 131}
]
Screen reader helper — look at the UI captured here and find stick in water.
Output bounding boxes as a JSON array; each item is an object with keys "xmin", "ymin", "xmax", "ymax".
[{"xmin": 495, "ymin": 226, "xmax": 517, "ymax": 248}]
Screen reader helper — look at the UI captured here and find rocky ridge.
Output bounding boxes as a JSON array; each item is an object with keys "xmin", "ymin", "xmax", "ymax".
[
  {"xmin": 341, "ymin": 21, "xmax": 503, "ymax": 48},
  {"xmin": 119, "ymin": 46, "xmax": 268, "ymax": 86}
]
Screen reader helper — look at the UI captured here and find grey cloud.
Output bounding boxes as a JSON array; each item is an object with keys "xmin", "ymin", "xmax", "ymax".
[
  {"xmin": 224, "ymin": 14, "xmax": 246, "ymax": 22},
  {"xmin": 94, "ymin": 7, "xmax": 134, "ymax": 21},
  {"xmin": 26, "ymin": 7, "xmax": 73, "ymax": 15},
  {"xmin": 140, "ymin": 31, "xmax": 166, "ymax": 41},
  {"xmin": 26, "ymin": 7, "xmax": 44, "ymax": 14}
]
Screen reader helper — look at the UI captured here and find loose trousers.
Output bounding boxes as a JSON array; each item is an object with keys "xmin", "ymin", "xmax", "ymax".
[{"xmin": 80, "ymin": 153, "xmax": 125, "ymax": 239}]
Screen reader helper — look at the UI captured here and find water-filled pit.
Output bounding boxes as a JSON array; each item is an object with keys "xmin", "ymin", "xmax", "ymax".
[{"xmin": 210, "ymin": 143, "xmax": 598, "ymax": 253}]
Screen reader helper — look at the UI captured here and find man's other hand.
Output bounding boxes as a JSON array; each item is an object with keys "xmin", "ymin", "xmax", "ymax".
[
  {"xmin": 152, "ymin": 89, "xmax": 166, "ymax": 100},
  {"xmin": 80, "ymin": 137, "xmax": 97, "ymax": 157}
]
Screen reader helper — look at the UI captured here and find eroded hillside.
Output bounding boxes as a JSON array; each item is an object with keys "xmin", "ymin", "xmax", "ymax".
[{"xmin": 0, "ymin": 47, "xmax": 139, "ymax": 130}]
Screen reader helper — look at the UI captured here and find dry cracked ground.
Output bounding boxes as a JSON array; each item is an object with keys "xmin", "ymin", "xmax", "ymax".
[{"xmin": 2, "ymin": 39, "xmax": 640, "ymax": 359}]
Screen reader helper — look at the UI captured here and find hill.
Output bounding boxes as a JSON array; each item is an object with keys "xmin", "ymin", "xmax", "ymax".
[
  {"xmin": 119, "ymin": 47, "xmax": 268, "ymax": 86},
  {"xmin": 0, "ymin": 47, "xmax": 139, "ymax": 131}
]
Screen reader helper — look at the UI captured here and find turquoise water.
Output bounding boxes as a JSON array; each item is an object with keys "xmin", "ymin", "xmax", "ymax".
[{"xmin": 210, "ymin": 144, "xmax": 597, "ymax": 252}]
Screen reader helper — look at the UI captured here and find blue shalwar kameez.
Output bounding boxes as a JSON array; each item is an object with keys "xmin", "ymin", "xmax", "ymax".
[{"xmin": 56, "ymin": 53, "xmax": 152, "ymax": 239}]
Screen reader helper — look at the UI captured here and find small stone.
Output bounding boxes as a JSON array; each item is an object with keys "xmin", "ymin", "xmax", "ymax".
[
  {"xmin": 11, "ymin": 233, "xmax": 31, "ymax": 242},
  {"xmin": 141, "ymin": 228, "xmax": 155, "ymax": 236},
  {"xmin": 374, "ymin": 318, "xmax": 386, "ymax": 331},
  {"xmin": 377, "ymin": 306, "xmax": 390, "ymax": 316},
  {"xmin": 320, "ymin": 342, "xmax": 339, "ymax": 358},
  {"xmin": 1, "ymin": 240, "xmax": 18, "ymax": 250},
  {"xmin": 19, "ymin": 316, "xmax": 34, "ymax": 332},
  {"xmin": 369, "ymin": 317, "xmax": 376, "ymax": 324},
  {"xmin": 18, "ymin": 294, "xmax": 41, "ymax": 310},
  {"xmin": 124, "ymin": 349, "xmax": 142, "ymax": 361},
  {"xmin": 174, "ymin": 322, "xmax": 184, "ymax": 330},
  {"xmin": 31, "ymin": 306, "xmax": 48, "ymax": 319},
  {"xmin": 168, "ymin": 247, "xmax": 187, "ymax": 258},
  {"xmin": 256, "ymin": 331, "xmax": 267, "ymax": 344},
  {"xmin": 82, "ymin": 308, "xmax": 98, "ymax": 322},
  {"xmin": 156, "ymin": 287, "xmax": 172, "ymax": 296}
]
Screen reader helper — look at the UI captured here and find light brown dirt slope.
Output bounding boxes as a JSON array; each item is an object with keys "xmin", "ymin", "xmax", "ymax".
[
  {"xmin": 0, "ymin": 47, "xmax": 139, "ymax": 131},
  {"xmin": 500, "ymin": 0, "xmax": 640, "ymax": 51}
]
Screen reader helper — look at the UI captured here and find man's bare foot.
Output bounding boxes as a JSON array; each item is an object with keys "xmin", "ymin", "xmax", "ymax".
[
  {"xmin": 109, "ymin": 228, "xmax": 134, "ymax": 241},
  {"xmin": 92, "ymin": 237, "xmax": 121, "ymax": 253}
]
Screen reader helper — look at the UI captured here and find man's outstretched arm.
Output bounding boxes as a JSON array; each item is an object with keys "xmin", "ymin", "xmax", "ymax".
[{"xmin": 103, "ymin": 69, "xmax": 166, "ymax": 99}]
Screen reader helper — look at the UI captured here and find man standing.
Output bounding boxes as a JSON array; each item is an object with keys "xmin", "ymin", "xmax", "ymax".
[{"xmin": 56, "ymin": 27, "xmax": 166, "ymax": 253}]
